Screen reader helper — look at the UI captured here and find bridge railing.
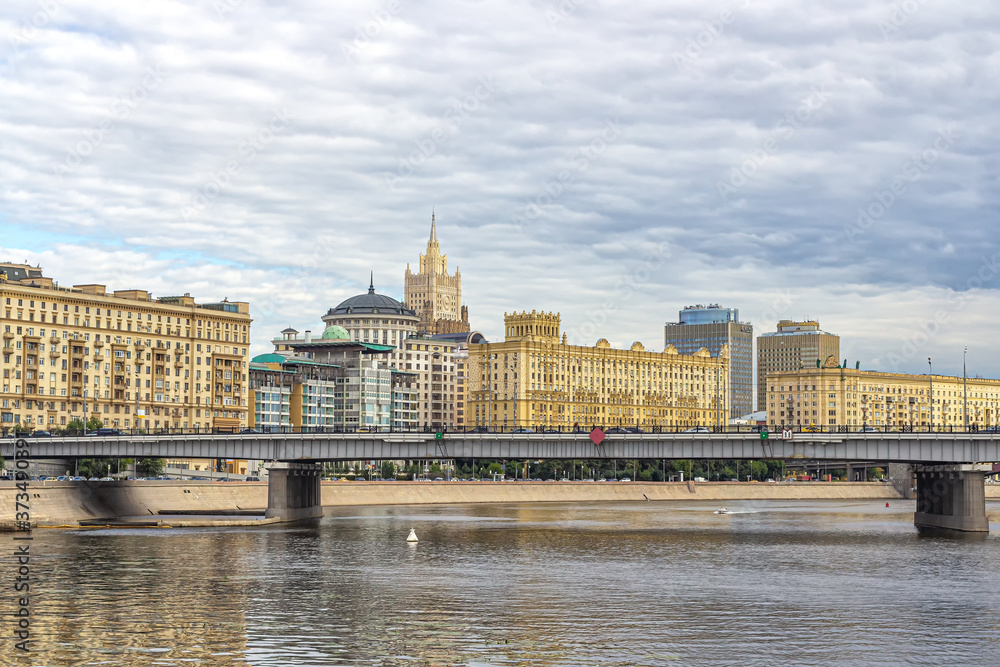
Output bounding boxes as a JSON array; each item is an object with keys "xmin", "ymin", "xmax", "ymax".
[{"xmin": 3, "ymin": 423, "xmax": 997, "ymax": 438}]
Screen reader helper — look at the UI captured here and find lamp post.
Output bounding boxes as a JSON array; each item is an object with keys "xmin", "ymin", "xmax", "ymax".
[
  {"xmin": 963, "ymin": 346, "xmax": 968, "ymax": 431},
  {"xmin": 928, "ymin": 358, "xmax": 933, "ymax": 431}
]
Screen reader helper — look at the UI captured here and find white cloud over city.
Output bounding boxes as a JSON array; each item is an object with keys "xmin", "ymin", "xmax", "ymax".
[{"xmin": 2, "ymin": 0, "xmax": 998, "ymax": 378}]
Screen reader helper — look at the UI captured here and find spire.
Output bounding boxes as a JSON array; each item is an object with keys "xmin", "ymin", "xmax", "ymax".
[
  {"xmin": 368, "ymin": 272, "xmax": 374, "ymax": 294},
  {"xmin": 429, "ymin": 209, "xmax": 437, "ymax": 245}
]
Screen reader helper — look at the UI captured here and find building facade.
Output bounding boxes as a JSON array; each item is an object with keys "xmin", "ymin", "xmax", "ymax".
[
  {"xmin": 429, "ymin": 331, "xmax": 488, "ymax": 430},
  {"xmin": 664, "ymin": 304, "xmax": 753, "ymax": 419},
  {"xmin": 404, "ymin": 213, "xmax": 470, "ymax": 335},
  {"xmin": 467, "ymin": 311, "xmax": 728, "ymax": 431},
  {"xmin": 756, "ymin": 319, "xmax": 839, "ymax": 413},
  {"xmin": 764, "ymin": 367, "xmax": 1000, "ymax": 430},
  {"xmin": 0, "ymin": 263, "xmax": 251, "ymax": 433}
]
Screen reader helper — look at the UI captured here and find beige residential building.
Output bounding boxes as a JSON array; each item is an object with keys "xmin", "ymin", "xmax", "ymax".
[
  {"xmin": 757, "ymin": 319, "xmax": 840, "ymax": 413},
  {"xmin": 404, "ymin": 213, "xmax": 470, "ymax": 335},
  {"xmin": 764, "ymin": 367, "xmax": 1000, "ymax": 430},
  {"xmin": 0, "ymin": 262, "xmax": 251, "ymax": 433},
  {"xmin": 467, "ymin": 310, "xmax": 728, "ymax": 431}
]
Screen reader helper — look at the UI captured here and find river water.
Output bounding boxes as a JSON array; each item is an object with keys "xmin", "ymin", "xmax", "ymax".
[{"xmin": 2, "ymin": 499, "xmax": 1000, "ymax": 666}]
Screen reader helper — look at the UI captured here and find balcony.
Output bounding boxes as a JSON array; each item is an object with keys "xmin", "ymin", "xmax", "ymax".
[
  {"xmin": 94, "ymin": 339, "xmax": 104, "ymax": 347},
  {"xmin": 2, "ymin": 331, "xmax": 12, "ymax": 341},
  {"xmin": 2, "ymin": 346, "xmax": 11, "ymax": 355}
]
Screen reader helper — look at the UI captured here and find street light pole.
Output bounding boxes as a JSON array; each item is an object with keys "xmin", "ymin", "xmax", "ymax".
[
  {"xmin": 963, "ymin": 346, "xmax": 968, "ymax": 431},
  {"xmin": 928, "ymin": 357, "xmax": 933, "ymax": 431}
]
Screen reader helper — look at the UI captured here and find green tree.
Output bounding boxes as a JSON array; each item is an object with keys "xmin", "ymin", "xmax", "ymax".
[
  {"xmin": 66, "ymin": 418, "xmax": 86, "ymax": 434},
  {"xmin": 136, "ymin": 458, "xmax": 165, "ymax": 477},
  {"xmin": 380, "ymin": 461, "xmax": 396, "ymax": 479},
  {"xmin": 86, "ymin": 416, "xmax": 103, "ymax": 431}
]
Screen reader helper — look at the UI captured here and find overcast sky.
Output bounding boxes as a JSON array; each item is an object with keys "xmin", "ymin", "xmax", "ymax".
[{"xmin": 2, "ymin": 0, "xmax": 998, "ymax": 380}]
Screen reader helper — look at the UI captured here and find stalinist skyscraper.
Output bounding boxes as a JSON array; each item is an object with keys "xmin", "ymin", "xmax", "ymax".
[{"xmin": 404, "ymin": 212, "xmax": 470, "ymax": 334}]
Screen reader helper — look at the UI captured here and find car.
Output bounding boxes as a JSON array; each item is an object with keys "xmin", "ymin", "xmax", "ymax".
[
  {"xmin": 99, "ymin": 477, "xmax": 113, "ymax": 481},
  {"xmin": 246, "ymin": 476, "xmax": 260, "ymax": 482},
  {"xmin": 469, "ymin": 426, "xmax": 494, "ymax": 433},
  {"xmin": 857, "ymin": 426, "xmax": 879, "ymax": 433},
  {"xmin": 625, "ymin": 427, "xmax": 644, "ymax": 434},
  {"xmin": 543, "ymin": 429, "xmax": 562, "ymax": 433},
  {"xmin": 765, "ymin": 478, "xmax": 776, "ymax": 483},
  {"xmin": 433, "ymin": 477, "xmax": 444, "ymax": 481},
  {"xmin": 96, "ymin": 428, "xmax": 122, "ymax": 436},
  {"xmin": 87, "ymin": 477, "xmax": 99, "ymax": 481},
  {"xmin": 511, "ymin": 428, "xmax": 534, "ymax": 433},
  {"xmin": 559, "ymin": 478, "xmax": 570, "ymax": 482},
  {"xmin": 240, "ymin": 428, "xmax": 262, "ymax": 434},
  {"xmin": 801, "ymin": 424, "xmax": 822, "ymax": 433},
  {"xmin": 683, "ymin": 426, "xmax": 711, "ymax": 433},
  {"xmin": 619, "ymin": 477, "xmax": 632, "ymax": 482},
  {"xmin": 605, "ymin": 427, "xmax": 628, "ymax": 434},
  {"xmin": 56, "ymin": 476, "xmax": 69, "ymax": 481},
  {"xmin": 31, "ymin": 430, "xmax": 53, "ymax": 437},
  {"xmin": 729, "ymin": 478, "xmax": 739, "ymax": 482}
]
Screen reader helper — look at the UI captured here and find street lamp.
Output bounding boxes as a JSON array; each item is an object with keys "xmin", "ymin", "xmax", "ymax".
[
  {"xmin": 928, "ymin": 357, "xmax": 933, "ymax": 431},
  {"xmin": 963, "ymin": 346, "xmax": 968, "ymax": 431}
]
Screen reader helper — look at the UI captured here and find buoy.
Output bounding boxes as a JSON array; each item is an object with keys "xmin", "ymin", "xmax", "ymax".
[
  {"xmin": 886, "ymin": 502, "xmax": 890, "ymax": 508},
  {"xmin": 406, "ymin": 528, "xmax": 418, "ymax": 543}
]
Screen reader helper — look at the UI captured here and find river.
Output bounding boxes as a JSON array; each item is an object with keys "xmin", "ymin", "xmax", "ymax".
[{"xmin": 2, "ymin": 499, "xmax": 999, "ymax": 665}]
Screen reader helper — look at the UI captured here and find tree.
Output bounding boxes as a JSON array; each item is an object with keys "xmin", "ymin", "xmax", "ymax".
[
  {"xmin": 380, "ymin": 461, "xmax": 396, "ymax": 480},
  {"xmin": 86, "ymin": 416, "xmax": 103, "ymax": 431},
  {"xmin": 66, "ymin": 418, "xmax": 86, "ymax": 434},
  {"xmin": 137, "ymin": 458, "xmax": 165, "ymax": 477}
]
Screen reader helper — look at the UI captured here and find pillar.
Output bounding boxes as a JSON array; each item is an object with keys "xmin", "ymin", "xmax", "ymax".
[
  {"xmin": 265, "ymin": 462, "xmax": 323, "ymax": 522},
  {"xmin": 913, "ymin": 464, "xmax": 991, "ymax": 533}
]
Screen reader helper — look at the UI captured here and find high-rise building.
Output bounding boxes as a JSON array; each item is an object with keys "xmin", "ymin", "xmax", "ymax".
[
  {"xmin": 467, "ymin": 310, "xmax": 728, "ymax": 431},
  {"xmin": 756, "ymin": 320, "xmax": 840, "ymax": 414},
  {"xmin": 404, "ymin": 213, "xmax": 470, "ymax": 335},
  {"xmin": 0, "ymin": 262, "xmax": 251, "ymax": 434},
  {"xmin": 664, "ymin": 304, "xmax": 753, "ymax": 419},
  {"xmin": 276, "ymin": 282, "xmax": 459, "ymax": 429}
]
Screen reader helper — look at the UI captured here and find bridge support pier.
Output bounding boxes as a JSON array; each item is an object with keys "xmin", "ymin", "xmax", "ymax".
[
  {"xmin": 265, "ymin": 462, "xmax": 323, "ymax": 522},
  {"xmin": 913, "ymin": 464, "xmax": 991, "ymax": 534}
]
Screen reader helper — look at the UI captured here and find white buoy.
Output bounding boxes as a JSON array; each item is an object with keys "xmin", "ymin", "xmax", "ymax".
[{"xmin": 406, "ymin": 528, "xmax": 418, "ymax": 543}]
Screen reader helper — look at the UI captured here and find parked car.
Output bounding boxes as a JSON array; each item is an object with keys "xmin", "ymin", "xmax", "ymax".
[
  {"xmin": 619, "ymin": 477, "xmax": 632, "ymax": 482},
  {"xmin": 240, "ymin": 428, "xmax": 262, "ymax": 434},
  {"xmin": 469, "ymin": 426, "xmax": 494, "ymax": 433},
  {"xmin": 683, "ymin": 426, "xmax": 711, "ymax": 433},
  {"xmin": 511, "ymin": 428, "xmax": 535, "ymax": 433},
  {"xmin": 625, "ymin": 427, "xmax": 644, "ymax": 434},
  {"xmin": 31, "ymin": 430, "xmax": 53, "ymax": 437},
  {"xmin": 96, "ymin": 428, "xmax": 122, "ymax": 436},
  {"xmin": 857, "ymin": 426, "xmax": 879, "ymax": 433},
  {"xmin": 246, "ymin": 476, "xmax": 261, "ymax": 482},
  {"xmin": 801, "ymin": 424, "xmax": 822, "ymax": 433}
]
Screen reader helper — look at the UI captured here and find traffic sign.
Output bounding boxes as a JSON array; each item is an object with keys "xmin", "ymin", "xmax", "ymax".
[
  {"xmin": 760, "ymin": 431, "xmax": 769, "ymax": 440},
  {"xmin": 781, "ymin": 429, "xmax": 794, "ymax": 440},
  {"xmin": 435, "ymin": 432, "xmax": 443, "ymax": 440},
  {"xmin": 590, "ymin": 427, "xmax": 605, "ymax": 445}
]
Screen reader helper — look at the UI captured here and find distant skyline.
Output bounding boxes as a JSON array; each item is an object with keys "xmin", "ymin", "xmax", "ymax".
[{"xmin": 2, "ymin": 1, "xmax": 998, "ymax": 379}]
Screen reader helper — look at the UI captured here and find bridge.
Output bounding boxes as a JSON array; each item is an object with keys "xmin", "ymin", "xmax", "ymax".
[{"xmin": 4, "ymin": 432, "xmax": 998, "ymax": 532}]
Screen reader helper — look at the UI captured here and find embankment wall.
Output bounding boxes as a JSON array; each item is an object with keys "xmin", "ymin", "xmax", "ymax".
[{"xmin": 0, "ymin": 480, "xmax": 957, "ymax": 526}]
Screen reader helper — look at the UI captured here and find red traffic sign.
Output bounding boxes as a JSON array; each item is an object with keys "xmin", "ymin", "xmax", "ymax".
[{"xmin": 590, "ymin": 427, "xmax": 605, "ymax": 445}]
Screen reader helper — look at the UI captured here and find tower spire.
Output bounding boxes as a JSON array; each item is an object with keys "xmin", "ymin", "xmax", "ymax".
[
  {"xmin": 429, "ymin": 209, "xmax": 437, "ymax": 245},
  {"xmin": 368, "ymin": 272, "xmax": 374, "ymax": 294}
]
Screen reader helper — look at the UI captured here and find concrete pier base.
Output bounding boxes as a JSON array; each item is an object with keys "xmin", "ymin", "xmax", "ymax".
[
  {"xmin": 265, "ymin": 462, "xmax": 323, "ymax": 522},
  {"xmin": 914, "ymin": 464, "xmax": 991, "ymax": 534}
]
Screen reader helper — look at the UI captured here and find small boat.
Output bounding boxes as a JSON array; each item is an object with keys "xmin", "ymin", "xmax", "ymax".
[{"xmin": 714, "ymin": 507, "xmax": 731, "ymax": 515}]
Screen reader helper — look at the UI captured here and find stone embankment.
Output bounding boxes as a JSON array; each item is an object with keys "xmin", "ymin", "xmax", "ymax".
[{"xmin": 5, "ymin": 479, "xmax": 985, "ymax": 527}]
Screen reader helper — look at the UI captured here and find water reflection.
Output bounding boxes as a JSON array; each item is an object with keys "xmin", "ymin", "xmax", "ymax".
[{"xmin": 0, "ymin": 500, "xmax": 998, "ymax": 665}]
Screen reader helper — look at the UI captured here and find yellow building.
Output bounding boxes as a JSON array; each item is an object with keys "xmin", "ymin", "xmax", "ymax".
[
  {"xmin": 765, "ymin": 367, "xmax": 1000, "ymax": 430},
  {"xmin": 0, "ymin": 262, "xmax": 251, "ymax": 433},
  {"xmin": 404, "ymin": 213, "xmax": 470, "ymax": 335},
  {"xmin": 757, "ymin": 319, "xmax": 840, "ymax": 412},
  {"xmin": 467, "ymin": 311, "xmax": 728, "ymax": 431}
]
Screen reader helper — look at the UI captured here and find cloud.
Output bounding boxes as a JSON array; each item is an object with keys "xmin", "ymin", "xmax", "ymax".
[{"xmin": 1, "ymin": 0, "xmax": 998, "ymax": 382}]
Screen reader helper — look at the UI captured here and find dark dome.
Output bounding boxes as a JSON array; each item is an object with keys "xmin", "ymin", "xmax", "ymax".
[{"xmin": 327, "ymin": 282, "xmax": 416, "ymax": 317}]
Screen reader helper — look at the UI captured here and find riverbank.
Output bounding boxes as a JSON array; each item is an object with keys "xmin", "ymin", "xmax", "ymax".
[{"xmin": 1, "ymin": 479, "xmax": 962, "ymax": 527}]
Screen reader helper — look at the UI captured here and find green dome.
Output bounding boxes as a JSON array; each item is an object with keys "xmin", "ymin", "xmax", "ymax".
[
  {"xmin": 320, "ymin": 324, "xmax": 351, "ymax": 340},
  {"xmin": 252, "ymin": 353, "xmax": 286, "ymax": 364}
]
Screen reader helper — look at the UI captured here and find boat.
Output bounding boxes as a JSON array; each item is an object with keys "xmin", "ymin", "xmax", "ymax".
[{"xmin": 714, "ymin": 507, "xmax": 731, "ymax": 515}]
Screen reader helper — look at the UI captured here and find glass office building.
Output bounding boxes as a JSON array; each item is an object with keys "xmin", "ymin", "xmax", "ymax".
[{"xmin": 664, "ymin": 304, "xmax": 753, "ymax": 418}]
